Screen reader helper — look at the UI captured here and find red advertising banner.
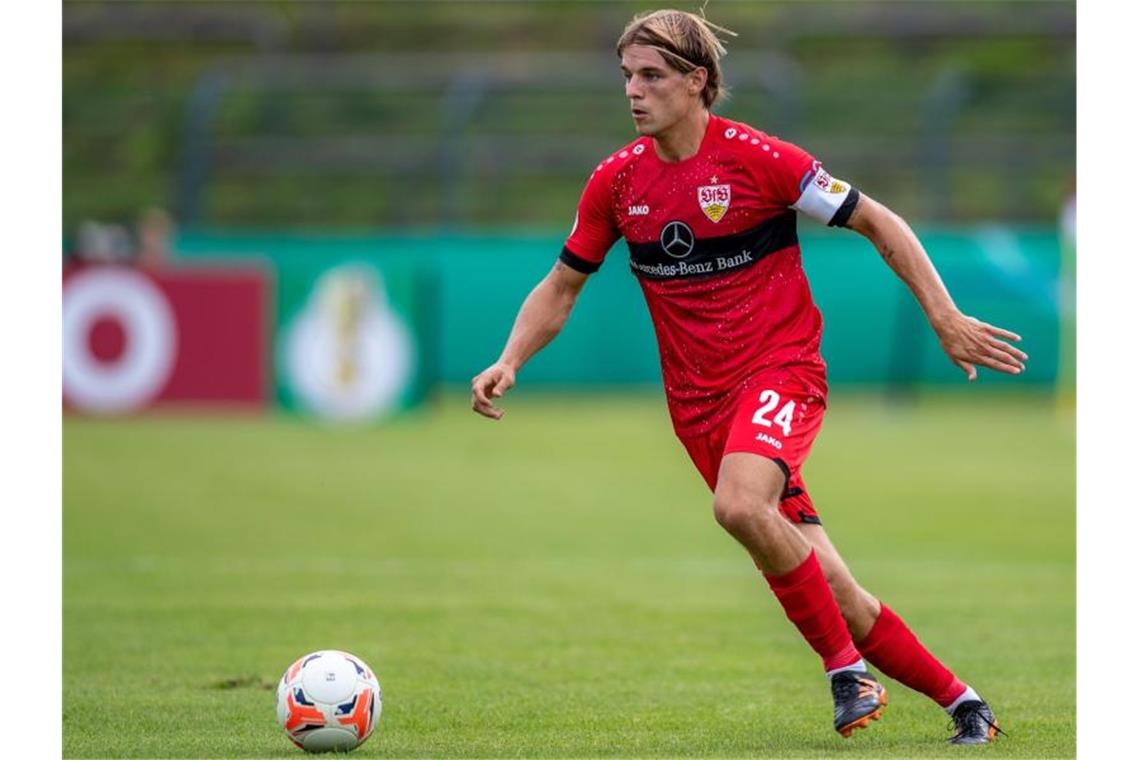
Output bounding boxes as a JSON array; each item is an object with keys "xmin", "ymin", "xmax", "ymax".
[{"xmin": 63, "ymin": 264, "xmax": 271, "ymax": 413}]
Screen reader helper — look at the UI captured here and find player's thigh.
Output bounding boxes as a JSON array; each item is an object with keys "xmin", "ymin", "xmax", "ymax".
[
  {"xmin": 720, "ymin": 371, "xmax": 827, "ymax": 523},
  {"xmin": 715, "ymin": 451, "xmax": 787, "ymax": 511}
]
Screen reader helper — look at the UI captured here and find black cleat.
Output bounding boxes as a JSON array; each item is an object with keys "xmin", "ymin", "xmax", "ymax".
[
  {"xmin": 948, "ymin": 699, "xmax": 1005, "ymax": 745},
  {"xmin": 831, "ymin": 670, "xmax": 888, "ymax": 737}
]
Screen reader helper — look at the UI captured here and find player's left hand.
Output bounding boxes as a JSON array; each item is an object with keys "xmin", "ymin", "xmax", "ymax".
[
  {"xmin": 471, "ymin": 361, "xmax": 516, "ymax": 419},
  {"xmin": 935, "ymin": 313, "xmax": 1028, "ymax": 380}
]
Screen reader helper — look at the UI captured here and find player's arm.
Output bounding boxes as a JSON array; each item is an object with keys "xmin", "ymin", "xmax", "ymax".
[
  {"xmin": 471, "ymin": 260, "xmax": 589, "ymax": 419},
  {"xmin": 844, "ymin": 194, "xmax": 1028, "ymax": 379}
]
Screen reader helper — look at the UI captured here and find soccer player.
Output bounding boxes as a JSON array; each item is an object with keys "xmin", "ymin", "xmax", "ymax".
[{"xmin": 471, "ymin": 9, "xmax": 1022, "ymax": 745}]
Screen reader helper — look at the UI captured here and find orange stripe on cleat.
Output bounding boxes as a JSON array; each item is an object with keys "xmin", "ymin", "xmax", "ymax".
[{"xmin": 838, "ymin": 708, "xmax": 884, "ymax": 738}]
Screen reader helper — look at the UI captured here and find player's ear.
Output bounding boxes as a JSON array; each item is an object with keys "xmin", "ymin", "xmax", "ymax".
[{"xmin": 687, "ymin": 67, "xmax": 708, "ymax": 97}]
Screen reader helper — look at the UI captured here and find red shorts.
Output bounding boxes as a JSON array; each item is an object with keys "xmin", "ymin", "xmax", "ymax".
[{"xmin": 679, "ymin": 370, "xmax": 827, "ymax": 525}]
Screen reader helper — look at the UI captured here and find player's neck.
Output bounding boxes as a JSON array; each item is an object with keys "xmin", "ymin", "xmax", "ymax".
[{"xmin": 653, "ymin": 109, "xmax": 710, "ymax": 163}]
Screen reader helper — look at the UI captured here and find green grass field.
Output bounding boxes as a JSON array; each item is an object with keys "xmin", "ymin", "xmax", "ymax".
[{"xmin": 63, "ymin": 392, "xmax": 1074, "ymax": 758}]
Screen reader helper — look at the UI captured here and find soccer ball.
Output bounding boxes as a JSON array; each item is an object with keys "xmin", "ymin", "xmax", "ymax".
[{"xmin": 276, "ymin": 650, "xmax": 382, "ymax": 753}]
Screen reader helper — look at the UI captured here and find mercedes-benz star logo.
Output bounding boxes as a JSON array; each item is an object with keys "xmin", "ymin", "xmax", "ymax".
[{"xmin": 660, "ymin": 221, "xmax": 695, "ymax": 258}]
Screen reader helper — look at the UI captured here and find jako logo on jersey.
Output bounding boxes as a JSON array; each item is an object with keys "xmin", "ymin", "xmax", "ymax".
[
  {"xmin": 627, "ymin": 204, "xmax": 650, "ymax": 216},
  {"xmin": 660, "ymin": 221, "xmax": 695, "ymax": 258},
  {"xmin": 755, "ymin": 432, "xmax": 784, "ymax": 449},
  {"xmin": 698, "ymin": 184, "xmax": 732, "ymax": 223}
]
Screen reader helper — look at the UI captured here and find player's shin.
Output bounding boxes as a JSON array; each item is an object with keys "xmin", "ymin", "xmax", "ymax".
[{"xmin": 763, "ymin": 550, "xmax": 864, "ymax": 673}]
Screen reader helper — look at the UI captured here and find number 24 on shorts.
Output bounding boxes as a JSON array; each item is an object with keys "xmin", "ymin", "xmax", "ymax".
[{"xmin": 752, "ymin": 389, "xmax": 796, "ymax": 437}]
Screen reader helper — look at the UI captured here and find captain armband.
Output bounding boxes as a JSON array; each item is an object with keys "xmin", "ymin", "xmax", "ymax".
[
  {"xmin": 828, "ymin": 188, "xmax": 861, "ymax": 228},
  {"xmin": 792, "ymin": 164, "xmax": 861, "ymax": 228}
]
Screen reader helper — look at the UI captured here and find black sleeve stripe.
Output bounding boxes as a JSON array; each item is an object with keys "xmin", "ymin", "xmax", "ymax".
[
  {"xmin": 559, "ymin": 246, "xmax": 601, "ymax": 274},
  {"xmin": 828, "ymin": 187, "xmax": 861, "ymax": 228}
]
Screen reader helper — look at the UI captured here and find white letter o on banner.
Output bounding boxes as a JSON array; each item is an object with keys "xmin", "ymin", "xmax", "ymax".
[{"xmin": 63, "ymin": 268, "xmax": 177, "ymax": 414}]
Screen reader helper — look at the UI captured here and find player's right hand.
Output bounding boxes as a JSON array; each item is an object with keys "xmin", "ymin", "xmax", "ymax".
[{"xmin": 471, "ymin": 362, "xmax": 516, "ymax": 420}]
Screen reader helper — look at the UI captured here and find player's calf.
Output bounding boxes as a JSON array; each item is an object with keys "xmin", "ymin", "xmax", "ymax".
[
  {"xmin": 796, "ymin": 523, "xmax": 881, "ymax": 640},
  {"xmin": 820, "ymin": 568, "xmax": 880, "ymax": 642}
]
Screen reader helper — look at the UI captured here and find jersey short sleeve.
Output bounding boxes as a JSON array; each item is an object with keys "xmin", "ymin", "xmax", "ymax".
[
  {"xmin": 752, "ymin": 136, "xmax": 861, "ymax": 228},
  {"xmin": 561, "ymin": 164, "xmax": 620, "ymax": 274}
]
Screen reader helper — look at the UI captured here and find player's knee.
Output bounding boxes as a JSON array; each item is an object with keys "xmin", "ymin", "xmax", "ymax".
[
  {"xmin": 710, "ymin": 494, "xmax": 742, "ymax": 533},
  {"xmin": 712, "ymin": 491, "xmax": 782, "ymax": 537}
]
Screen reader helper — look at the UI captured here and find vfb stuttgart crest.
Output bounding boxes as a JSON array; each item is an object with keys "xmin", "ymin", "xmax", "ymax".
[{"xmin": 698, "ymin": 183, "xmax": 731, "ymax": 223}]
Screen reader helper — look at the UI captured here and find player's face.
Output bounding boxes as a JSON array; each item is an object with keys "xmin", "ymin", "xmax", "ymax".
[{"xmin": 620, "ymin": 45, "xmax": 704, "ymax": 137}]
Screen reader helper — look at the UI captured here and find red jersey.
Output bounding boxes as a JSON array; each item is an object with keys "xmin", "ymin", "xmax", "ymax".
[{"xmin": 561, "ymin": 114, "xmax": 860, "ymax": 437}]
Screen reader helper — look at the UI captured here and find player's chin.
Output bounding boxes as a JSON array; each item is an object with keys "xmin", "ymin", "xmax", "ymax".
[{"xmin": 631, "ymin": 119, "xmax": 657, "ymax": 136}]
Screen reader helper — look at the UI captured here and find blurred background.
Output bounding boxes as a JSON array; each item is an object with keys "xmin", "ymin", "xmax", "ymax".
[
  {"xmin": 62, "ymin": 4, "xmax": 1076, "ymax": 754},
  {"xmin": 62, "ymin": 0, "xmax": 1075, "ymax": 418}
]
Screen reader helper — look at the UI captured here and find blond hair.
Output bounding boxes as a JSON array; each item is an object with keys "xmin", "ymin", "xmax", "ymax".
[{"xmin": 616, "ymin": 9, "xmax": 737, "ymax": 108}]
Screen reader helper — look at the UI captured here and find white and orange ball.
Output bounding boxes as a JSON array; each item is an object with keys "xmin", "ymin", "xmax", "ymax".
[{"xmin": 275, "ymin": 650, "xmax": 382, "ymax": 753}]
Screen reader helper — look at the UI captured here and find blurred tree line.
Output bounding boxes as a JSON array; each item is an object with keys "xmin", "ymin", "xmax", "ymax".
[{"xmin": 63, "ymin": 0, "xmax": 1074, "ymax": 232}]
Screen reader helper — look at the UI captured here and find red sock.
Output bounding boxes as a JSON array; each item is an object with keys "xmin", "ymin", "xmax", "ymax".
[
  {"xmin": 764, "ymin": 551, "xmax": 862, "ymax": 672},
  {"xmin": 857, "ymin": 603, "xmax": 966, "ymax": 707}
]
